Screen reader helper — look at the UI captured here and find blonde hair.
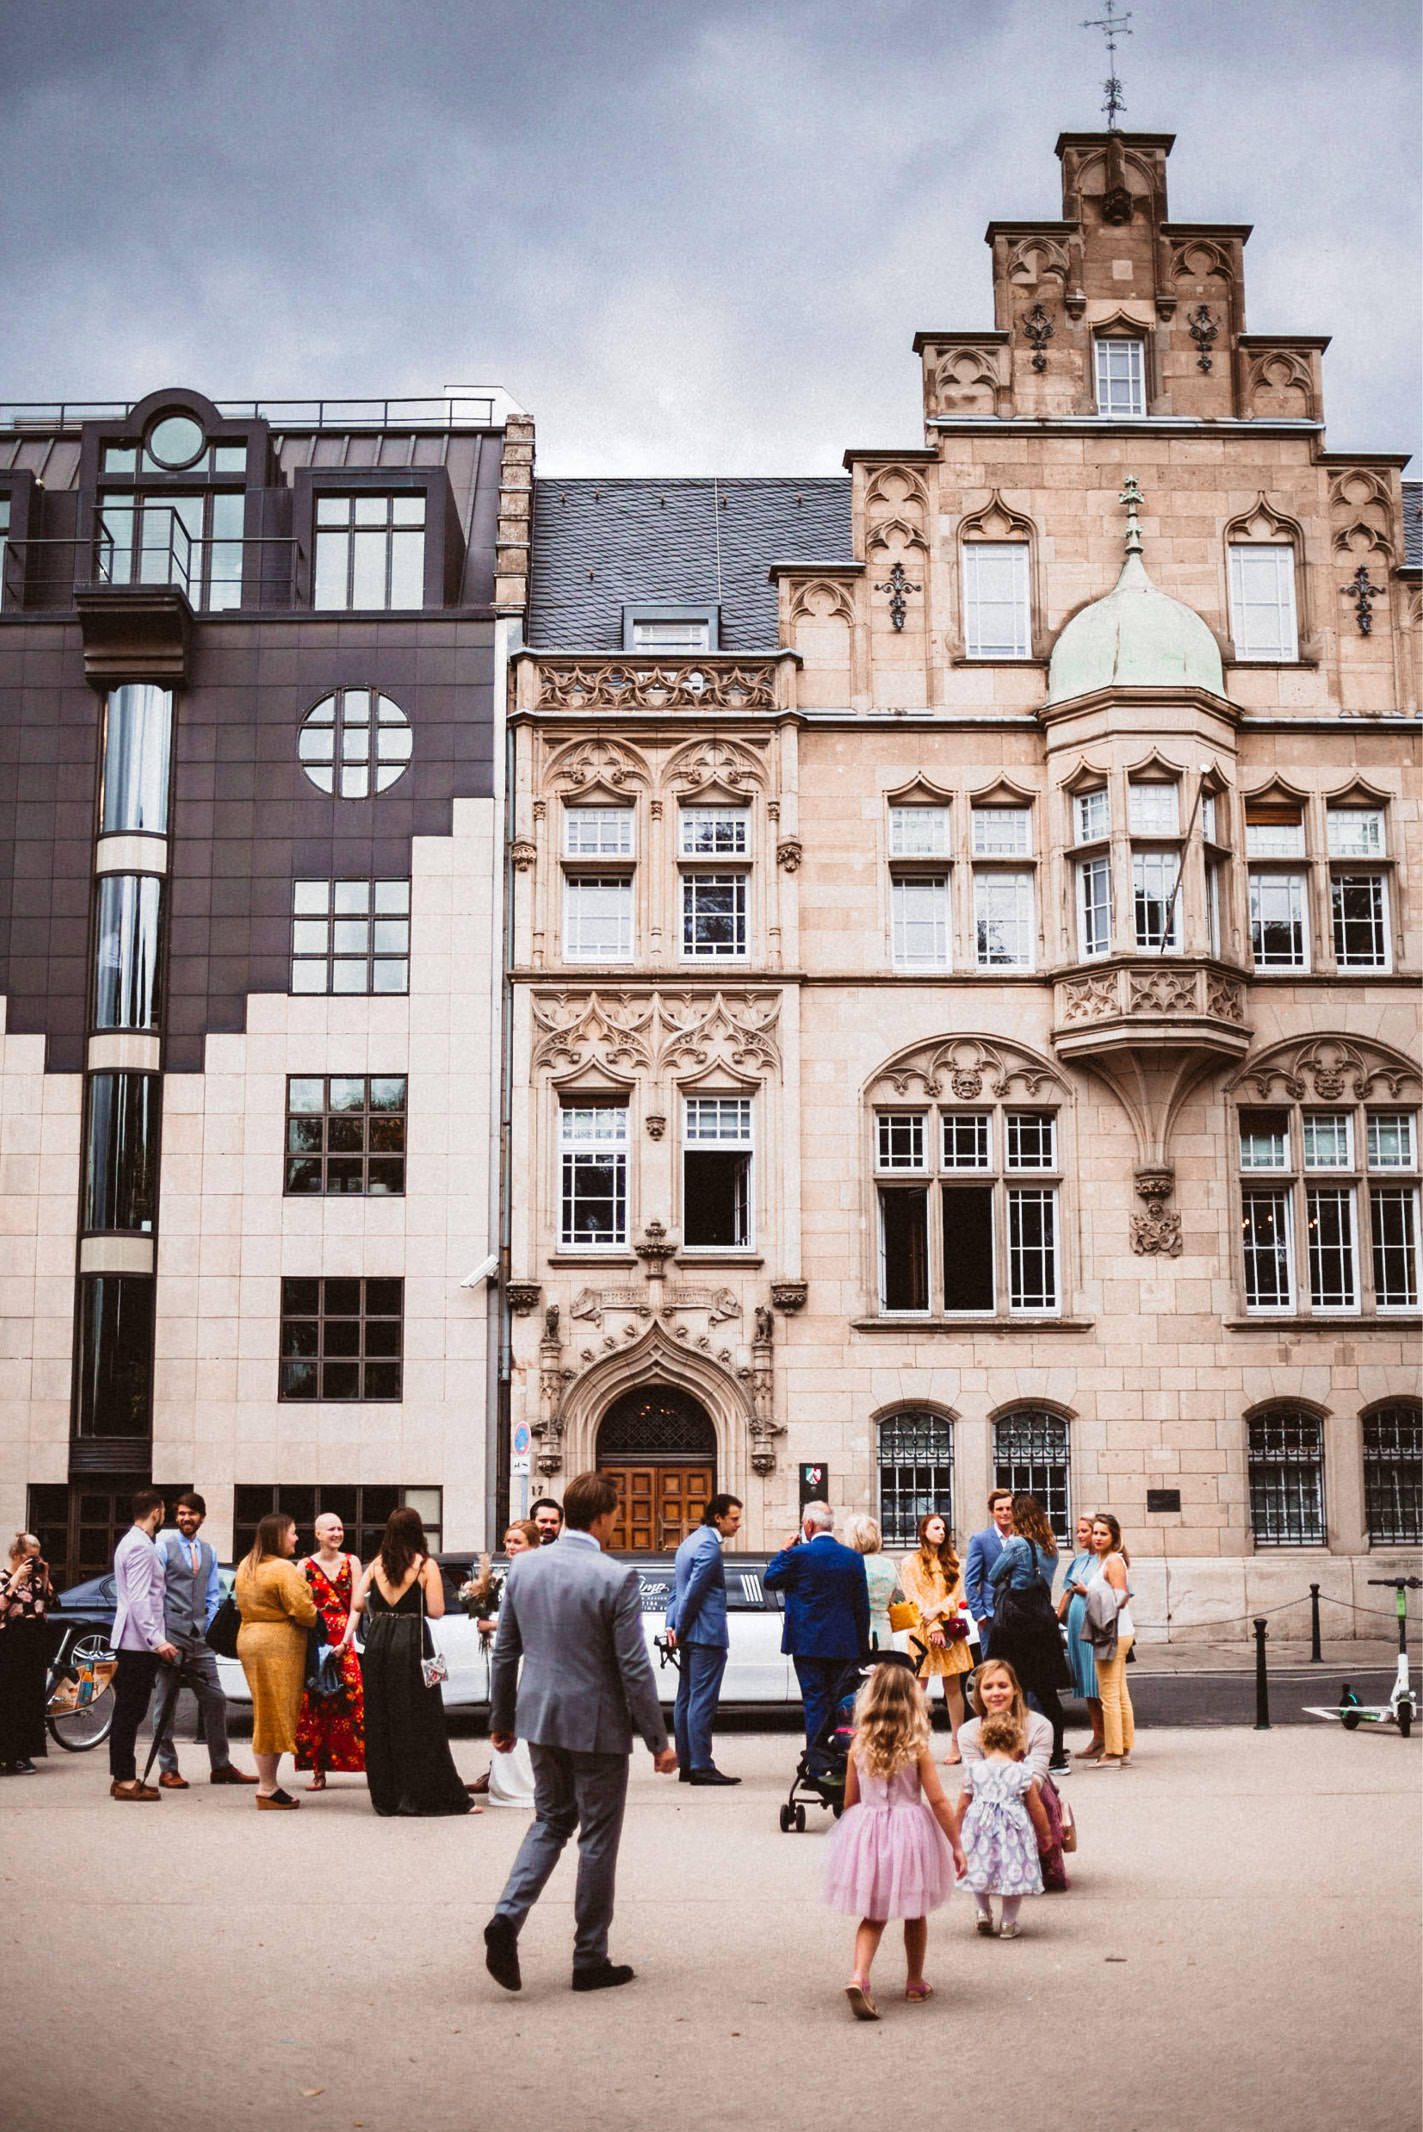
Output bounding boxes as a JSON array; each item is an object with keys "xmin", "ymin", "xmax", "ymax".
[
  {"xmin": 844, "ymin": 1514, "xmax": 881, "ymax": 1556},
  {"xmin": 9, "ymin": 1532, "xmax": 38, "ymax": 1561},
  {"xmin": 851, "ymin": 1662, "xmax": 931, "ymax": 1779}
]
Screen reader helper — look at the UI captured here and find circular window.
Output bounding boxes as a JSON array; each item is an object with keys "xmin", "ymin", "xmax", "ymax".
[
  {"xmin": 145, "ymin": 414, "xmax": 206, "ymax": 469},
  {"xmin": 299, "ymin": 689, "xmax": 412, "ymax": 799}
]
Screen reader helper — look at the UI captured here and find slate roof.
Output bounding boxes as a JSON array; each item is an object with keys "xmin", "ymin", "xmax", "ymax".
[
  {"xmin": 528, "ymin": 477, "xmax": 853, "ymax": 652},
  {"xmin": 1403, "ymin": 480, "xmax": 1421, "ymax": 570}
]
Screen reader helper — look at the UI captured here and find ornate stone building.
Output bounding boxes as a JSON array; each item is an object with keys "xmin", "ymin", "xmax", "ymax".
[{"xmin": 509, "ymin": 131, "xmax": 1420, "ymax": 1630}]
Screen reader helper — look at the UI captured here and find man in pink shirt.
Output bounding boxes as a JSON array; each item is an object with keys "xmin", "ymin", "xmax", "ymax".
[{"xmin": 109, "ymin": 1488, "xmax": 177, "ymax": 1801}]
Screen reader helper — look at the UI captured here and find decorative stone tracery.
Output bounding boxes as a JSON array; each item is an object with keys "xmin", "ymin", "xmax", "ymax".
[
  {"xmin": 869, "ymin": 1033, "xmax": 1066, "ymax": 1105},
  {"xmin": 531, "ymin": 988, "xmax": 783, "ymax": 1079},
  {"xmin": 1228, "ymin": 1035, "xmax": 1422, "ymax": 1108}
]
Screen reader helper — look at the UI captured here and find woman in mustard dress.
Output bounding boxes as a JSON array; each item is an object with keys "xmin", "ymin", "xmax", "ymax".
[
  {"xmin": 235, "ymin": 1512, "xmax": 318, "ymax": 1810},
  {"xmin": 899, "ymin": 1513, "xmax": 973, "ymax": 1764}
]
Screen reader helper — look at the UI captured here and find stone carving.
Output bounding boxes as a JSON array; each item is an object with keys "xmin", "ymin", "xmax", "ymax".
[
  {"xmin": 1006, "ymin": 235, "xmax": 1072, "ymax": 287},
  {"xmin": 1170, "ymin": 236, "xmax": 1234, "ymax": 285},
  {"xmin": 871, "ymin": 1033, "xmax": 1065, "ymax": 1104},
  {"xmin": 776, "ymin": 838, "xmax": 803, "ymax": 872},
  {"xmin": 536, "ymin": 659, "xmax": 776, "ymax": 711},
  {"xmin": 770, "ymin": 1281, "xmax": 808, "ymax": 1312},
  {"xmin": 740, "ymin": 1305, "xmax": 783, "ymax": 1474},
  {"xmin": 533, "ymin": 1306, "xmax": 574, "ymax": 1475},
  {"xmin": 865, "ymin": 464, "xmax": 930, "ymax": 518},
  {"xmin": 645, "ymin": 1112, "xmax": 666, "ymax": 1139},
  {"xmin": 1130, "ymin": 1168, "xmax": 1182, "ymax": 1258},
  {"xmin": 547, "ymin": 734, "xmax": 649, "ymax": 794},
  {"xmin": 531, "ymin": 990, "xmax": 657, "ymax": 1074},
  {"xmin": 1205, "ymin": 975, "xmax": 1245, "ymax": 1023},
  {"xmin": 1061, "ymin": 974, "xmax": 1118, "ymax": 1024},
  {"xmin": 928, "ymin": 346, "xmax": 1002, "ymax": 417},
  {"xmin": 505, "ymin": 1282, "xmax": 541, "ymax": 1315},
  {"xmin": 958, "ymin": 490, "xmax": 1036, "ymax": 544},
  {"xmin": 1230, "ymin": 1035, "xmax": 1422, "ymax": 1108},
  {"xmin": 510, "ymin": 837, "xmax": 537, "ymax": 872},
  {"xmin": 664, "ymin": 735, "xmax": 767, "ymax": 795},
  {"xmin": 1129, "ymin": 970, "xmax": 1199, "ymax": 1016},
  {"xmin": 789, "ymin": 578, "xmax": 857, "ymax": 624},
  {"xmin": 1328, "ymin": 467, "xmax": 1396, "ymax": 562},
  {"xmin": 754, "ymin": 1303, "xmax": 774, "ymax": 1344},
  {"xmin": 1244, "ymin": 350, "xmax": 1315, "ymax": 421},
  {"xmin": 531, "ymin": 988, "xmax": 782, "ymax": 1079},
  {"xmin": 632, "ymin": 1222, "xmax": 676, "ymax": 1274},
  {"xmin": 544, "ymin": 1304, "xmax": 559, "ymax": 1339}
]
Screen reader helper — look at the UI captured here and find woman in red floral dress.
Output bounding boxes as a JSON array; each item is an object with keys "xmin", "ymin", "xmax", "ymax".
[{"xmin": 295, "ymin": 1514, "xmax": 365, "ymax": 1788}]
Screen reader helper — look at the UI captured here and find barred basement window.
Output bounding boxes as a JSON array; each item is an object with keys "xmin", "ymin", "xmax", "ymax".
[
  {"xmin": 993, "ymin": 1409, "xmax": 1070, "ymax": 1542},
  {"xmin": 279, "ymin": 1277, "xmax": 403, "ymax": 1401},
  {"xmin": 1362, "ymin": 1403, "xmax": 1423, "ymax": 1546},
  {"xmin": 1248, "ymin": 1408, "xmax": 1325, "ymax": 1546},
  {"xmin": 285, "ymin": 1076, "xmax": 407, "ymax": 1196},
  {"xmin": 878, "ymin": 1411, "xmax": 956, "ymax": 1549}
]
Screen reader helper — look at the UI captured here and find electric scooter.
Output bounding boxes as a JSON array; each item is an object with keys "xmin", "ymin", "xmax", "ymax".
[{"xmin": 1304, "ymin": 1576, "xmax": 1420, "ymax": 1737}]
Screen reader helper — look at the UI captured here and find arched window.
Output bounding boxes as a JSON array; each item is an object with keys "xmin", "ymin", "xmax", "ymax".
[
  {"xmin": 1247, "ymin": 1407, "xmax": 1325, "ymax": 1546},
  {"xmin": 993, "ymin": 1408, "xmax": 1070, "ymax": 1541},
  {"xmin": 877, "ymin": 1411, "xmax": 955, "ymax": 1547},
  {"xmin": 1362, "ymin": 1402, "xmax": 1422, "ymax": 1546}
]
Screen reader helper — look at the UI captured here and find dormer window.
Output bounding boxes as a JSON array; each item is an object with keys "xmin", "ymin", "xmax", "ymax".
[
  {"xmin": 1095, "ymin": 337, "xmax": 1145, "ymax": 417},
  {"xmin": 621, "ymin": 605, "xmax": 717, "ymax": 654},
  {"xmin": 962, "ymin": 543, "xmax": 1031, "ymax": 658},
  {"xmin": 1228, "ymin": 543, "xmax": 1298, "ymax": 661}
]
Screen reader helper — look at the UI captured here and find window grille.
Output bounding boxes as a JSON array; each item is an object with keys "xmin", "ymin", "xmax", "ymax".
[
  {"xmin": 1248, "ymin": 1410, "xmax": 1325, "ymax": 1546},
  {"xmin": 1362, "ymin": 1404, "xmax": 1423, "ymax": 1546},
  {"xmin": 993, "ymin": 1410, "xmax": 1070, "ymax": 1542},
  {"xmin": 878, "ymin": 1411, "xmax": 956, "ymax": 1548},
  {"xmin": 596, "ymin": 1388, "xmax": 718, "ymax": 1460}
]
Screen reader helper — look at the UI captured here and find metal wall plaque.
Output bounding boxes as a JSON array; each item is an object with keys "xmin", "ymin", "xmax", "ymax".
[{"xmin": 1146, "ymin": 1488, "xmax": 1182, "ymax": 1513}]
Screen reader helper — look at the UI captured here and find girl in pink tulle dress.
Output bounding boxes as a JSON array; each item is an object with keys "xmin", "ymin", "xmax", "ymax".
[{"xmin": 823, "ymin": 1661, "xmax": 967, "ymax": 2020}]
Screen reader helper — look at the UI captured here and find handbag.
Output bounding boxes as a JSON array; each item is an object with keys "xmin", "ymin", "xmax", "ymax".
[
  {"xmin": 1059, "ymin": 1794, "xmax": 1078, "ymax": 1853},
  {"xmin": 888, "ymin": 1600, "xmax": 919, "ymax": 1633},
  {"xmin": 311, "ymin": 1644, "xmax": 347, "ymax": 1699},
  {"xmin": 418, "ymin": 1573, "xmax": 448, "ymax": 1691},
  {"xmin": 205, "ymin": 1594, "xmax": 242, "ymax": 1658}
]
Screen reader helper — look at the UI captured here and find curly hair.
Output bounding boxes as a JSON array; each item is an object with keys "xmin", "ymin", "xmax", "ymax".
[
  {"xmin": 1010, "ymin": 1493, "xmax": 1057, "ymax": 1554},
  {"xmin": 851, "ymin": 1661, "xmax": 931, "ymax": 1779},
  {"xmin": 916, "ymin": 1511, "xmax": 960, "ymax": 1583},
  {"xmin": 978, "ymin": 1710, "xmax": 1022, "ymax": 1756}
]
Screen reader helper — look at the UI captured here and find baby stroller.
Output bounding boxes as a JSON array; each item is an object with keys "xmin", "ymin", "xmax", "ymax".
[{"xmin": 778, "ymin": 1651, "xmax": 918, "ymax": 1832}]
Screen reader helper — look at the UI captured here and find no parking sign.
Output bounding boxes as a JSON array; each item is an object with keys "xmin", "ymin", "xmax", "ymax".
[{"xmin": 511, "ymin": 1421, "xmax": 531, "ymax": 1477}]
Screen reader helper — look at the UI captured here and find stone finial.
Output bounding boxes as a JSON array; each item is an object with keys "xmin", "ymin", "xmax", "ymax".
[{"xmin": 1119, "ymin": 476, "xmax": 1145, "ymax": 556}]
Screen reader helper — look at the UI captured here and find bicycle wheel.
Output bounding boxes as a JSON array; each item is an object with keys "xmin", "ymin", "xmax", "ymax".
[{"xmin": 46, "ymin": 1635, "xmax": 116, "ymax": 1752}]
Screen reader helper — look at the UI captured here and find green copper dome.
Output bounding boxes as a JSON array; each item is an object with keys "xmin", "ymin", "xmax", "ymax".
[{"xmin": 1047, "ymin": 479, "xmax": 1225, "ymax": 705}]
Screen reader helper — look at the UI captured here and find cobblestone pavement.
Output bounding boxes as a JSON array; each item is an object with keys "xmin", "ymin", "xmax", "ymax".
[{"xmin": 3, "ymin": 1725, "xmax": 1417, "ymax": 2132}]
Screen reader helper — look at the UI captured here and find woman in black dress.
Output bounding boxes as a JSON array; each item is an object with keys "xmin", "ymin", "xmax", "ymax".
[
  {"xmin": 0, "ymin": 1533, "xmax": 54, "ymax": 1774},
  {"xmin": 349, "ymin": 1508, "xmax": 470, "ymax": 1817},
  {"xmin": 985, "ymin": 1493, "xmax": 1073, "ymax": 1773}
]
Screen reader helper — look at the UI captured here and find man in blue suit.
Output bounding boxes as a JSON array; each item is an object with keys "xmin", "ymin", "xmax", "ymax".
[
  {"xmin": 665, "ymin": 1492, "xmax": 743, "ymax": 1787},
  {"xmin": 963, "ymin": 1489, "xmax": 1015, "ymax": 1656},
  {"xmin": 764, "ymin": 1501, "xmax": 870, "ymax": 1770}
]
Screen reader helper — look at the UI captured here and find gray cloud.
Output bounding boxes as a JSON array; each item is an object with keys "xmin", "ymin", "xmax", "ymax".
[{"xmin": 3, "ymin": 0, "xmax": 1417, "ymax": 473}]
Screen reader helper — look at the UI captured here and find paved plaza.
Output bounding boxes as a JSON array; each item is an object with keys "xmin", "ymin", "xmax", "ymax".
[{"xmin": 2, "ymin": 1718, "xmax": 1418, "ymax": 2132}]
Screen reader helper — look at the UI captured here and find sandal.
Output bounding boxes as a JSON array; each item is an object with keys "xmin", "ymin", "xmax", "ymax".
[
  {"xmin": 306, "ymin": 1773, "xmax": 327, "ymax": 1792},
  {"xmin": 905, "ymin": 1981, "xmax": 934, "ymax": 2002},
  {"xmin": 844, "ymin": 1981, "xmax": 880, "ymax": 2021},
  {"xmin": 256, "ymin": 1787, "xmax": 300, "ymax": 1810}
]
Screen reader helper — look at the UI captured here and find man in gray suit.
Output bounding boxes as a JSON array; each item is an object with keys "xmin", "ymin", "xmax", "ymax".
[{"xmin": 484, "ymin": 1470, "xmax": 677, "ymax": 1994}]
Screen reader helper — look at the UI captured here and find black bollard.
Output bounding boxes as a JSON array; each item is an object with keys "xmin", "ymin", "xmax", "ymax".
[
  {"xmin": 1309, "ymin": 1583, "xmax": 1322, "ymax": 1664},
  {"xmin": 1253, "ymin": 1616, "xmax": 1270, "ymax": 1730}
]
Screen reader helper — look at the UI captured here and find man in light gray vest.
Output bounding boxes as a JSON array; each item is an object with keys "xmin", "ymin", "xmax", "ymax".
[
  {"xmin": 150, "ymin": 1493, "xmax": 255, "ymax": 1788},
  {"xmin": 484, "ymin": 1469, "xmax": 677, "ymax": 1995}
]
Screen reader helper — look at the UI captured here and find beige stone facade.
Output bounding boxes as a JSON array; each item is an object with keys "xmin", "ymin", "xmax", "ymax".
[{"xmin": 508, "ymin": 132, "xmax": 1420, "ymax": 1632}]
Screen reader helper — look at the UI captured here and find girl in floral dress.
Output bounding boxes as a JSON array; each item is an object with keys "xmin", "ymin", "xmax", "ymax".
[
  {"xmin": 959, "ymin": 1709, "xmax": 1051, "ymax": 1940},
  {"xmin": 295, "ymin": 1514, "xmax": 365, "ymax": 1789}
]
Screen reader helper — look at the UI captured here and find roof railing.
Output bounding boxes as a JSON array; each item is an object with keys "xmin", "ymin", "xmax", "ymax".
[{"xmin": 0, "ymin": 391, "xmax": 522, "ymax": 435}]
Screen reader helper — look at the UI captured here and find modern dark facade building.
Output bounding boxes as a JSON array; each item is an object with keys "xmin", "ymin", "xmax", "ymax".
[{"xmin": 0, "ymin": 386, "xmax": 530, "ymax": 1579}]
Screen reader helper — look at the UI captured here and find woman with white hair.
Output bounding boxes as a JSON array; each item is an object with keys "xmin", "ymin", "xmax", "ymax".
[{"xmin": 844, "ymin": 1515, "xmax": 901, "ymax": 1653}]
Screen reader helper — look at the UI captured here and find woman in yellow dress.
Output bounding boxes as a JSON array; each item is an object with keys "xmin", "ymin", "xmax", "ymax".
[
  {"xmin": 235, "ymin": 1512, "xmax": 319, "ymax": 1809},
  {"xmin": 899, "ymin": 1513, "xmax": 973, "ymax": 1764}
]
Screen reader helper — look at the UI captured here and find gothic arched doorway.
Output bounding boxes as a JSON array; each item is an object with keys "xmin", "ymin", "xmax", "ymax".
[{"xmin": 596, "ymin": 1386, "xmax": 717, "ymax": 1553}]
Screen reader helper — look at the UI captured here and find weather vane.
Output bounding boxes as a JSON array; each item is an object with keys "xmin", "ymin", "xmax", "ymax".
[{"xmin": 1082, "ymin": 0, "xmax": 1132, "ymax": 130}]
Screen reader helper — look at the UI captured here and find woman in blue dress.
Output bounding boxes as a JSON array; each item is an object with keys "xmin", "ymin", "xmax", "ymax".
[{"xmin": 1057, "ymin": 1515, "xmax": 1103, "ymax": 1759}]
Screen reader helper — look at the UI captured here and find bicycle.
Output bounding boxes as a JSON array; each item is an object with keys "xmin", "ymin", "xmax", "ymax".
[
  {"xmin": 44, "ymin": 1629, "xmax": 117, "ymax": 1751},
  {"xmin": 1305, "ymin": 1576, "xmax": 1420, "ymax": 1738}
]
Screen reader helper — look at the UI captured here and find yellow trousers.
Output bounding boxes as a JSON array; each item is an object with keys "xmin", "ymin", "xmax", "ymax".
[{"xmin": 1097, "ymin": 1635, "xmax": 1135, "ymax": 1756}]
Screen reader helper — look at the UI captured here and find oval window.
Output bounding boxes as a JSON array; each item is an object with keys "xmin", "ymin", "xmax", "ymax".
[{"xmin": 299, "ymin": 689, "xmax": 412, "ymax": 798}]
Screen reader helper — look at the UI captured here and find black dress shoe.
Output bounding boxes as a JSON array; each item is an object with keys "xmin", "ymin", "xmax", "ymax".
[
  {"xmin": 572, "ymin": 1960, "xmax": 635, "ymax": 1992},
  {"xmin": 678, "ymin": 1767, "xmax": 691, "ymax": 1782},
  {"xmin": 13, "ymin": 1758, "xmax": 36, "ymax": 1774},
  {"xmin": 484, "ymin": 1914, "xmax": 522, "ymax": 1992},
  {"xmin": 688, "ymin": 1767, "xmax": 740, "ymax": 1786}
]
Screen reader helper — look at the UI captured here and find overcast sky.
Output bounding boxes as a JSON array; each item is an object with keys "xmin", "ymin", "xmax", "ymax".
[{"xmin": 3, "ymin": 0, "xmax": 1418, "ymax": 475}]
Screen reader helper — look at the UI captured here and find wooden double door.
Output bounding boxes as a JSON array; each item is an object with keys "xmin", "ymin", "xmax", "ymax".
[{"xmin": 602, "ymin": 1464, "xmax": 714, "ymax": 1554}]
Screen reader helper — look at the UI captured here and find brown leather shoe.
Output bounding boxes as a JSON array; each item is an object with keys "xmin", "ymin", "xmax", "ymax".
[
  {"xmin": 159, "ymin": 1771, "xmax": 189, "ymax": 1789},
  {"xmin": 209, "ymin": 1764, "xmax": 259, "ymax": 1785},
  {"xmin": 111, "ymin": 1779, "xmax": 161, "ymax": 1801}
]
